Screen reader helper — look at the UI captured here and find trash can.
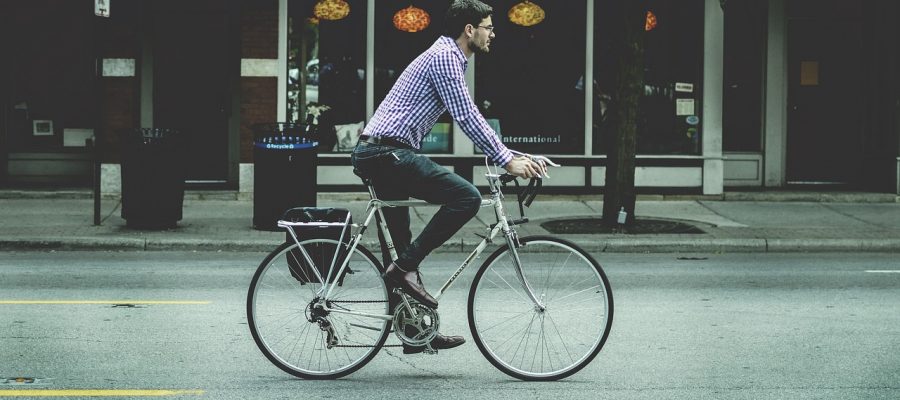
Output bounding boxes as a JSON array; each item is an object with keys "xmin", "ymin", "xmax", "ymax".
[
  {"xmin": 252, "ymin": 123, "xmax": 319, "ymax": 231},
  {"xmin": 119, "ymin": 128, "xmax": 185, "ymax": 229}
]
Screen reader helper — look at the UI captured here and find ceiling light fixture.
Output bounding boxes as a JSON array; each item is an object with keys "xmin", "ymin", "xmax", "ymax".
[{"xmin": 508, "ymin": 1, "xmax": 545, "ymax": 27}]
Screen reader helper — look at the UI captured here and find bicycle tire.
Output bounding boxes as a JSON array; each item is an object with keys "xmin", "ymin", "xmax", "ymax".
[
  {"xmin": 247, "ymin": 240, "xmax": 391, "ymax": 379},
  {"xmin": 468, "ymin": 236, "xmax": 613, "ymax": 381}
]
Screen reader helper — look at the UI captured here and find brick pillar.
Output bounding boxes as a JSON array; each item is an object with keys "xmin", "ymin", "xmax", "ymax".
[
  {"xmin": 98, "ymin": 2, "xmax": 140, "ymax": 194},
  {"xmin": 239, "ymin": 0, "xmax": 280, "ymax": 195}
]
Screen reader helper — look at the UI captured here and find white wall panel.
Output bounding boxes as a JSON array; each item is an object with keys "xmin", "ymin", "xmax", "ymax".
[{"xmin": 591, "ymin": 166, "xmax": 702, "ymax": 187}]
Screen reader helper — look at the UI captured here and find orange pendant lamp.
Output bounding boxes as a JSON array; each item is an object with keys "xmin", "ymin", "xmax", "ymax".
[
  {"xmin": 393, "ymin": 5, "xmax": 431, "ymax": 32},
  {"xmin": 645, "ymin": 11, "xmax": 658, "ymax": 31},
  {"xmin": 508, "ymin": 1, "xmax": 545, "ymax": 27},
  {"xmin": 313, "ymin": 0, "xmax": 350, "ymax": 21}
]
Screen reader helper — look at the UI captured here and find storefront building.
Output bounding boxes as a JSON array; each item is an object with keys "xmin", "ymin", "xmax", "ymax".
[{"xmin": 1, "ymin": 0, "xmax": 898, "ymax": 195}]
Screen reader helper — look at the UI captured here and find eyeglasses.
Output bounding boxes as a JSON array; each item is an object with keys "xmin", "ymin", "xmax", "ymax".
[{"xmin": 476, "ymin": 25, "xmax": 495, "ymax": 33}]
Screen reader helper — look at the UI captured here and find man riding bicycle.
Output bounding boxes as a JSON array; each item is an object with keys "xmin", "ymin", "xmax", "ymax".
[{"xmin": 351, "ymin": 0, "xmax": 546, "ymax": 354}]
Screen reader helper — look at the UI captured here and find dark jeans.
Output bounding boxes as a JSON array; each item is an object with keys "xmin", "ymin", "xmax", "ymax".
[{"xmin": 351, "ymin": 142, "xmax": 482, "ymax": 270}]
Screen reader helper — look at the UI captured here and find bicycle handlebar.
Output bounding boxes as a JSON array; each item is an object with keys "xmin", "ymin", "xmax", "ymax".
[
  {"xmin": 499, "ymin": 173, "xmax": 543, "ymax": 220},
  {"xmin": 486, "ymin": 151, "xmax": 560, "ymax": 219},
  {"xmin": 508, "ymin": 151, "xmax": 561, "ymax": 179}
]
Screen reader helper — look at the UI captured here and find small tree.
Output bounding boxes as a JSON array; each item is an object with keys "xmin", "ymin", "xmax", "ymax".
[{"xmin": 602, "ymin": 0, "xmax": 647, "ymax": 227}]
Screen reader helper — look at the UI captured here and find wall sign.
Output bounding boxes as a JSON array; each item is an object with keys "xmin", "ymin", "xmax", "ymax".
[
  {"xmin": 675, "ymin": 82, "xmax": 694, "ymax": 93},
  {"xmin": 676, "ymin": 99, "xmax": 695, "ymax": 116},
  {"xmin": 64, "ymin": 129, "xmax": 95, "ymax": 147},
  {"xmin": 32, "ymin": 120, "xmax": 54, "ymax": 136}
]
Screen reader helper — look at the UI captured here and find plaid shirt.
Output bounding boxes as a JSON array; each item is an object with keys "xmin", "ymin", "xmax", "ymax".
[{"xmin": 363, "ymin": 36, "xmax": 514, "ymax": 167}]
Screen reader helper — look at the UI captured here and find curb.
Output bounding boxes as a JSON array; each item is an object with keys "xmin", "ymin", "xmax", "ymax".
[
  {"xmin": 0, "ymin": 237, "xmax": 146, "ymax": 251},
  {"xmin": 765, "ymin": 238, "xmax": 900, "ymax": 252},
  {"xmin": 3, "ymin": 237, "xmax": 900, "ymax": 253}
]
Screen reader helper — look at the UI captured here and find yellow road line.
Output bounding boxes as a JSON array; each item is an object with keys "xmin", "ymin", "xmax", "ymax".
[
  {"xmin": 0, "ymin": 389, "xmax": 204, "ymax": 397},
  {"xmin": 0, "ymin": 301, "xmax": 211, "ymax": 305}
]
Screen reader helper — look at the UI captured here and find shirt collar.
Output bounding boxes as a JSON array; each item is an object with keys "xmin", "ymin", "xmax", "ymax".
[{"xmin": 439, "ymin": 36, "xmax": 468, "ymax": 67}]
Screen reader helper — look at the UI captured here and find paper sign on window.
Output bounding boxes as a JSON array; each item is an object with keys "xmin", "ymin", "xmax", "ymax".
[{"xmin": 676, "ymin": 99, "xmax": 695, "ymax": 116}]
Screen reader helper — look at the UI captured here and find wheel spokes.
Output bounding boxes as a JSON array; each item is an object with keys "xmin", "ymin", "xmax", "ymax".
[
  {"xmin": 249, "ymin": 241, "xmax": 391, "ymax": 378},
  {"xmin": 471, "ymin": 239, "xmax": 611, "ymax": 380}
]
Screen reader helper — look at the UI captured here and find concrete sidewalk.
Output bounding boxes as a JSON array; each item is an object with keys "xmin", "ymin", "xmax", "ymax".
[{"xmin": 0, "ymin": 191, "xmax": 899, "ymax": 253}]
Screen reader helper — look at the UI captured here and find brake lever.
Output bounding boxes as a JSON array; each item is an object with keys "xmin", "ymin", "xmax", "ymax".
[
  {"xmin": 526, "ymin": 155, "xmax": 561, "ymax": 179},
  {"xmin": 523, "ymin": 178, "xmax": 541, "ymax": 207},
  {"xmin": 530, "ymin": 155, "xmax": 561, "ymax": 168}
]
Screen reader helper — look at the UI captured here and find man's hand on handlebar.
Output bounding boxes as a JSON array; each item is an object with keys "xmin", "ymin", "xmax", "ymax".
[{"xmin": 504, "ymin": 156, "xmax": 548, "ymax": 179}]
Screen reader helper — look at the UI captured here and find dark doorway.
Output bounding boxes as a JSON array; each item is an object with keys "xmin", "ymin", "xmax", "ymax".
[
  {"xmin": 152, "ymin": 1, "xmax": 233, "ymax": 183},
  {"xmin": 786, "ymin": 2, "xmax": 864, "ymax": 185}
]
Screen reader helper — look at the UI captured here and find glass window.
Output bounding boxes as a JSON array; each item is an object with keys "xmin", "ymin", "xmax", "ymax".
[
  {"xmin": 723, "ymin": 0, "xmax": 766, "ymax": 152},
  {"xmin": 475, "ymin": 0, "xmax": 586, "ymax": 155},
  {"xmin": 5, "ymin": 1, "xmax": 95, "ymax": 152},
  {"xmin": 593, "ymin": 0, "xmax": 705, "ymax": 155},
  {"xmin": 288, "ymin": 0, "xmax": 366, "ymax": 153},
  {"xmin": 374, "ymin": 1, "xmax": 452, "ymax": 153}
]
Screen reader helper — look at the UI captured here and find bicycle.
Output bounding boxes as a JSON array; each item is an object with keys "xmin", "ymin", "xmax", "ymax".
[{"xmin": 247, "ymin": 154, "xmax": 614, "ymax": 381}]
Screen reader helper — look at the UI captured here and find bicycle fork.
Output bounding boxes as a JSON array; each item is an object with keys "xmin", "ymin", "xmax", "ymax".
[
  {"xmin": 503, "ymin": 231, "xmax": 546, "ymax": 312},
  {"xmin": 494, "ymin": 197, "xmax": 545, "ymax": 312}
]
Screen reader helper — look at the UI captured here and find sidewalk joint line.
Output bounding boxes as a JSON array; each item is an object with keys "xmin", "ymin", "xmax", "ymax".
[
  {"xmin": 820, "ymin": 203, "xmax": 889, "ymax": 229},
  {"xmin": 581, "ymin": 200, "xmax": 599, "ymax": 213},
  {"xmin": 695, "ymin": 200, "xmax": 732, "ymax": 224},
  {"xmin": 99, "ymin": 198, "xmax": 122, "ymax": 225}
]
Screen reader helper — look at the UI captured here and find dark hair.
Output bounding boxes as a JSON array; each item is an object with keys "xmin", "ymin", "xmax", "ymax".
[{"xmin": 443, "ymin": 0, "xmax": 493, "ymax": 38}]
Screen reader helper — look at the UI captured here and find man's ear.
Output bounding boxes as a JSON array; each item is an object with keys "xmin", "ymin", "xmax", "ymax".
[{"xmin": 463, "ymin": 24, "xmax": 475, "ymax": 38}]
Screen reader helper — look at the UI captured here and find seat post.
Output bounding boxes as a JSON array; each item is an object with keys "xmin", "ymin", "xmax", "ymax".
[
  {"xmin": 364, "ymin": 179, "xmax": 379, "ymax": 200},
  {"xmin": 361, "ymin": 178, "xmax": 398, "ymax": 262}
]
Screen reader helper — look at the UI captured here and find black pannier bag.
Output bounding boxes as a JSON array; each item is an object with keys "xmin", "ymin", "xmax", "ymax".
[{"xmin": 282, "ymin": 207, "xmax": 352, "ymax": 285}]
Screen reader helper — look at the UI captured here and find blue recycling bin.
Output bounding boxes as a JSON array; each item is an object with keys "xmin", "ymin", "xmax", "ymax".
[{"xmin": 252, "ymin": 123, "xmax": 319, "ymax": 231}]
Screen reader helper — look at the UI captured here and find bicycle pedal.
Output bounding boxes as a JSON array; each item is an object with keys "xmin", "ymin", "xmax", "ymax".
[{"xmin": 393, "ymin": 289, "xmax": 418, "ymax": 303}]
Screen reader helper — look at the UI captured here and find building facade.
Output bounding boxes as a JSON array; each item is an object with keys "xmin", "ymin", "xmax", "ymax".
[{"xmin": 1, "ymin": 0, "xmax": 898, "ymax": 195}]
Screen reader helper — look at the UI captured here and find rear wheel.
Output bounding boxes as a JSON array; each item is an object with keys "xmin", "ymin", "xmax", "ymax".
[
  {"xmin": 468, "ymin": 236, "xmax": 613, "ymax": 381},
  {"xmin": 247, "ymin": 240, "xmax": 391, "ymax": 379}
]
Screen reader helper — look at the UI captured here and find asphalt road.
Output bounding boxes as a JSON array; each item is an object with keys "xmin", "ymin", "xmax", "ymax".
[{"xmin": 1, "ymin": 251, "xmax": 899, "ymax": 399}]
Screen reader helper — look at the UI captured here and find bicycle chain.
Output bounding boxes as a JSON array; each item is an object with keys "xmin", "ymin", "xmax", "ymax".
[
  {"xmin": 330, "ymin": 300, "xmax": 389, "ymax": 304},
  {"xmin": 332, "ymin": 300, "xmax": 398, "ymax": 348},
  {"xmin": 327, "ymin": 299, "xmax": 397, "ymax": 348}
]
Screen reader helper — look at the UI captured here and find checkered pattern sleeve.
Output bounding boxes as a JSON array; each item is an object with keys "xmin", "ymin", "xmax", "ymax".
[{"xmin": 427, "ymin": 52, "xmax": 514, "ymax": 167}]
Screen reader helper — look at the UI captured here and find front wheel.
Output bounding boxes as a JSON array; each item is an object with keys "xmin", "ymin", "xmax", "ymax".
[{"xmin": 468, "ymin": 236, "xmax": 613, "ymax": 381}]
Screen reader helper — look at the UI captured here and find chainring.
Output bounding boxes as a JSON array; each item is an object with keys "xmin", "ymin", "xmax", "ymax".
[{"xmin": 392, "ymin": 301, "xmax": 440, "ymax": 347}]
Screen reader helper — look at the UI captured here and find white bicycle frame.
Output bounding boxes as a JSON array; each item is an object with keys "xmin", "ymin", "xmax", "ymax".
[{"xmin": 277, "ymin": 164, "xmax": 546, "ymax": 323}]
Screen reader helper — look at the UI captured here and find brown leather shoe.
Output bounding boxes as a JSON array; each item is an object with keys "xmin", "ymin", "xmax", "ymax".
[
  {"xmin": 403, "ymin": 334, "xmax": 466, "ymax": 354},
  {"xmin": 384, "ymin": 262, "xmax": 438, "ymax": 309}
]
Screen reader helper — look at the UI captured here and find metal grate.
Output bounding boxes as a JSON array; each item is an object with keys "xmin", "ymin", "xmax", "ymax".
[{"xmin": 541, "ymin": 218, "xmax": 704, "ymax": 234}]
